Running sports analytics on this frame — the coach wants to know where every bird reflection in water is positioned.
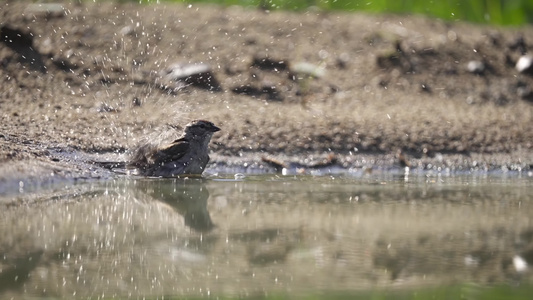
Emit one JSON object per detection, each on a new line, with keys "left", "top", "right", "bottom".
{"left": 134, "top": 178, "right": 214, "bottom": 232}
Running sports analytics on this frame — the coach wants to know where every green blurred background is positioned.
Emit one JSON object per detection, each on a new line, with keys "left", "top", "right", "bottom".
{"left": 123, "top": 0, "right": 533, "bottom": 26}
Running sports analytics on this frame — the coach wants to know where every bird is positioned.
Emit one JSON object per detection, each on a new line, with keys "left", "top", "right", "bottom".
{"left": 128, "top": 120, "right": 220, "bottom": 177}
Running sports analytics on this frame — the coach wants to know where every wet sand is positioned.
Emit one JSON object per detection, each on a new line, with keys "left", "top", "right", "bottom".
{"left": 1, "top": 1, "right": 533, "bottom": 189}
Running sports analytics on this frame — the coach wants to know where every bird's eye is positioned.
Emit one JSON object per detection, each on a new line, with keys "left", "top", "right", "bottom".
{"left": 199, "top": 124, "right": 206, "bottom": 128}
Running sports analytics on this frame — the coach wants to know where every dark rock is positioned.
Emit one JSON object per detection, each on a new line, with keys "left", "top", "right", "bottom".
{"left": 52, "top": 55, "right": 78, "bottom": 72}
{"left": 516, "top": 81, "right": 533, "bottom": 102}
{"left": 0, "top": 25, "right": 46, "bottom": 72}
{"left": 232, "top": 85, "right": 261, "bottom": 96}
{"left": 376, "top": 41, "right": 412, "bottom": 72}
{"left": 99, "top": 74, "right": 115, "bottom": 85}
{"left": 232, "top": 83, "right": 282, "bottom": 101}
{"left": 517, "top": 86, "right": 533, "bottom": 101}
{"left": 508, "top": 35, "right": 527, "bottom": 54}
{"left": 132, "top": 97, "right": 142, "bottom": 107}
{"left": 336, "top": 52, "right": 350, "bottom": 69}
{"left": 251, "top": 56, "right": 288, "bottom": 71}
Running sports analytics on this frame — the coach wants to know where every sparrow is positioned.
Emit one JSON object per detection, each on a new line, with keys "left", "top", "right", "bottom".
{"left": 128, "top": 120, "right": 220, "bottom": 177}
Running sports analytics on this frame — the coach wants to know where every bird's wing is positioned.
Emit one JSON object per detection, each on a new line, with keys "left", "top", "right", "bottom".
{"left": 128, "top": 142, "right": 158, "bottom": 168}
{"left": 154, "top": 138, "right": 190, "bottom": 164}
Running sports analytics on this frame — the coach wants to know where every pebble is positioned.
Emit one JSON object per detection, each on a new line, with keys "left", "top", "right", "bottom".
{"left": 119, "top": 25, "right": 134, "bottom": 36}
{"left": 516, "top": 55, "right": 533, "bottom": 73}
{"left": 513, "top": 255, "right": 528, "bottom": 272}
{"left": 251, "top": 56, "right": 288, "bottom": 71}
{"left": 234, "top": 173, "right": 245, "bottom": 180}
{"left": 24, "top": 3, "right": 64, "bottom": 19}
{"left": 290, "top": 62, "right": 326, "bottom": 79}
{"left": 466, "top": 60, "right": 485, "bottom": 74}
{"left": 160, "top": 62, "right": 221, "bottom": 91}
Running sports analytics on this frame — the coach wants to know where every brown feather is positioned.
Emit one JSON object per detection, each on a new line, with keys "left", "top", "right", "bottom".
{"left": 153, "top": 138, "right": 190, "bottom": 165}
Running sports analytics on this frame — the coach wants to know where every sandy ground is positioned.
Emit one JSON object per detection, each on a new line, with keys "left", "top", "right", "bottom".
{"left": 1, "top": 1, "right": 533, "bottom": 189}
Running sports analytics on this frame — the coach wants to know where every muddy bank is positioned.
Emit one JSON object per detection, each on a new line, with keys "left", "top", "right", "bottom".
{"left": 1, "top": 1, "right": 533, "bottom": 186}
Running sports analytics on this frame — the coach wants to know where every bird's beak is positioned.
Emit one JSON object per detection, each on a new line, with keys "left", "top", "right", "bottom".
{"left": 211, "top": 125, "right": 221, "bottom": 132}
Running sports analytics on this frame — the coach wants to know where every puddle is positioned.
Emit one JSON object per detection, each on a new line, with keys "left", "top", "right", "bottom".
{"left": 0, "top": 174, "right": 532, "bottom": 298}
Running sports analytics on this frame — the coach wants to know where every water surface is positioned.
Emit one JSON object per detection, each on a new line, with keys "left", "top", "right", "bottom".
{"left": 1, "top": 174, "right": 532, "bottom": 299}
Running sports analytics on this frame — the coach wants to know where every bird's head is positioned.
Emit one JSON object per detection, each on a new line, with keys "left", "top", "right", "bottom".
{"left": 184, "top": 120, "right": 221, "bottom": 139}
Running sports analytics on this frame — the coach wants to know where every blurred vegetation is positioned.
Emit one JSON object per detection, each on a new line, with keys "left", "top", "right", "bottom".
{"left": 125, "top": 0, "right": 533, "bottom": 26}
{"left": 136, "top": 283, "right": 533, "bottom": 300}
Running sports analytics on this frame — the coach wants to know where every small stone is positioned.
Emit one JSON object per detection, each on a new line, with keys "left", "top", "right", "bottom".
{"left": 160, "top": 62, "right": 221, "bottom": 91}
{"left": 420, "top": 83, "right": 431, "bottom": 93}
{"left": 290, "top": 62, "right": 326, "bottom": 79}
{"left": 234, "top": 173, "right": 245, "bottom": 180}
{"left": 336, "top": 52, "right": 350, "bottom": 69}
{"left": 132, "top": 97, "right": 142, "bottom": 107}
{"left": 251, "top": 56, "right": 288, "bottom": 71}
{"left": 513, "top": 255, "right": 528, "bottom": 272}
{"left": 466, "top": 60, "right": 485, "bottom": 74}
{"left": 24, "top": 3, "right": 64, "bottom": 19}
{"left": 516, "top": 55, "right": 533, "bottom": 73}
{"left": 232, "top": 85, "right": 261, "bottom": 96}
{"left": 97, "top": 103, "right": 119, "bottom": 113}
{"left": 120, "top": 25, "right": 134, "bottom": 36}
{"left": 52, "top": 54, "right": 78, "bottom": 72}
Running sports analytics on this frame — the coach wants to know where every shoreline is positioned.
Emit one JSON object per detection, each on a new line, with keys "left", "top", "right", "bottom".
{"left": 1, "top": 150, "right": 532, "bottom": 198}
